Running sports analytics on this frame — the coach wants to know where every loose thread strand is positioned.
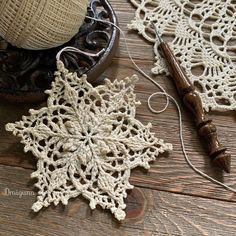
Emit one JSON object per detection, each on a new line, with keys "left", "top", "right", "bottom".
{"left": 58, "top": 14, "right": 236, "bottom": 194}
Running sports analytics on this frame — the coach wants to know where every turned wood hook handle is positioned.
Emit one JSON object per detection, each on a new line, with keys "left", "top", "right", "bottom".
{"left": 158, "top": 42, "right": 231, "bottom": 173}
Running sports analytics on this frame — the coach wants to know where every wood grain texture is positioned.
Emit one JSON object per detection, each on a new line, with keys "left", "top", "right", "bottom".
{"left": 158, "top": 40, "right": 231, "bottom": 173}
{"left": 1, "top": 165, "right": 236, "bottom": 236}
{"left": 0, "top": 0, "right": 236, "bottom": 235}
{"left": 1, "top": 60, "right": 236, "bottom": 202}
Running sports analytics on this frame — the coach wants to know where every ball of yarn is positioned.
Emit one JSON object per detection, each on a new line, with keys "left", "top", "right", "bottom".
{"left": 0, "top": 0, "right": 88, "bottom": 50}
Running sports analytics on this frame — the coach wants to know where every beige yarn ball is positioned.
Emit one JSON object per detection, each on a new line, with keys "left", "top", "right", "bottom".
{"left": 0, "top": 0, "right": 88, "bottom": 50}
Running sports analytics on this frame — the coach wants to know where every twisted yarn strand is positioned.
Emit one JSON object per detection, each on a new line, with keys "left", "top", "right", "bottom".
{"left": 0, "top": 0, "right": 88, "bottom": 50}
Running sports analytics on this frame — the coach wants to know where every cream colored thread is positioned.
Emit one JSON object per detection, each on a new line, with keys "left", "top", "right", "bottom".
{"left": 56, "top": 46, "right": 105, "bottom": 61}
{"left": 0, "top": 0, "right": 88, "bottom": 50}
{"left": 5, "top": 64, "right": 173, "bottom": 220}
{"left": 5, "top": 12, "right": 235, "bottom": 221}
{"left": 128, "top": 0, "right": 236, "bottom": 112}
{"left": 149, "top": 92, "right": 236, "bottom": 194}
{"left": 73, "top": 15, "right": 236, "bottom": 194}
{"left": 16, "top": 0, "right": 48, "bottom": 46}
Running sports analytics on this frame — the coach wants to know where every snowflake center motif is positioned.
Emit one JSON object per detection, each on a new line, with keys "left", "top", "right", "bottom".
{"left": 6, "top": 61, "right": 172, "bottom": 221}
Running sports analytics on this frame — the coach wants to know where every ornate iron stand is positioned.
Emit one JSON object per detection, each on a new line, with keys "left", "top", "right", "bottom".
{"left": 0, "top": 0, "right": 119, "bottom": 103}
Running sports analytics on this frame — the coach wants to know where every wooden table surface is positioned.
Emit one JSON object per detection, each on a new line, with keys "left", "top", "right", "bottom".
{"left": 1, "top": 1, "right": 236, "bottom": 235}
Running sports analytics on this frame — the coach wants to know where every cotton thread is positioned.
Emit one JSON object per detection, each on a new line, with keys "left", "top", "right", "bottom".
{"left": 0, "top": 0, "right": 88, "bottom": 50}
{"left": 57, "top": 15, "right": 236, "bottom": 194}
{"left": 5, "top": 68, "right": 173, "bottom": 220}
{"left": 56, "top": 46, "right": 105, "bottom": 61}
{"left": 129, "top": 0, "right": 236, "bottom": 112}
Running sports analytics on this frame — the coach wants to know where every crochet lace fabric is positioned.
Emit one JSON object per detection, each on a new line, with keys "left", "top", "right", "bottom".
{"left": 129, "top": 0, "right": 236, "bottom": 112}
{"left": 6, "top": 61, "right": 172, "bottom": 221}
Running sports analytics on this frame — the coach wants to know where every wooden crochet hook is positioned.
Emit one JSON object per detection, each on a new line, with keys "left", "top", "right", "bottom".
{"left": 153, "top": 27, "right": 231, "bottom": 173}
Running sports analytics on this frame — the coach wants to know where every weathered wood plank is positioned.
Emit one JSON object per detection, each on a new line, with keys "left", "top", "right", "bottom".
{"left": 0, "top": 1, "right": 235, "bottom": 235}
{"left": 1, "top": 165, "right": 236, "bottom": 236}
{"left": 1, "top": 59, "right": 235, "bottom": 202}
{"left": 109, "top": 0, "right": 159, "bottom": 61}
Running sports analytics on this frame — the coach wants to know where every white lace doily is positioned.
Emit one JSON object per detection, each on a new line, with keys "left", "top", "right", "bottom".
{"left": 129, "top": 0, "right": 236, "bottom": 112}
{"left": 6, "top": 61, "right": 172, "bottom": 221}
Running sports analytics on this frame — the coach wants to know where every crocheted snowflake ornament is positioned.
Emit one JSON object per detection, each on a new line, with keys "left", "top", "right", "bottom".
{"left": 6, "top": 61, "right": 172, "bottom": 220}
